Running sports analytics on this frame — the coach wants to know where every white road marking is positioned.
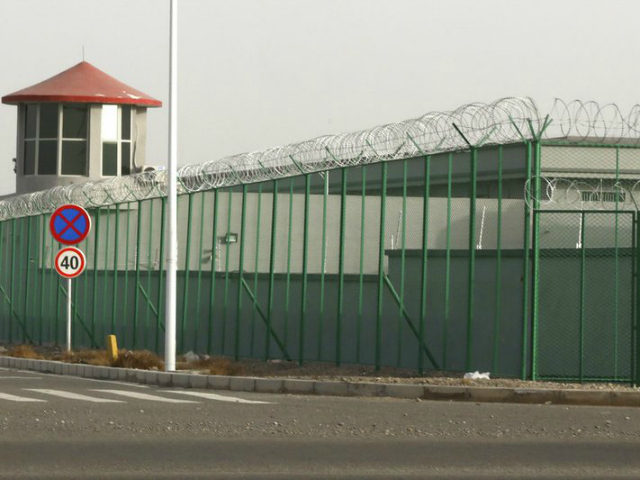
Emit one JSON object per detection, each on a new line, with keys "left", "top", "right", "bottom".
{"left": 0, "top": 392, "right": 46, "bottom": 402}
{"left": 0, "top": 376, "right": 42, "bottom": 380}
{"left": 161, "top": 390, "right": 272, "bottom": 405}
{"left": 24, "top": 389, "right": 124, "bottom": 403}
{"left": 91, "top": 389, "right": 199, "bottom": 403}
{"left": 76, "top": 378, "right": 149, "bottom": 388}
{"left": 0, "top": 368, "right": 42, "bottom": 375}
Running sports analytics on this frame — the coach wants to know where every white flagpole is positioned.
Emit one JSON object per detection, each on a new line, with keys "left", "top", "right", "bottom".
{"left": 164, "top": 0, "right": 178, "bottom": 371}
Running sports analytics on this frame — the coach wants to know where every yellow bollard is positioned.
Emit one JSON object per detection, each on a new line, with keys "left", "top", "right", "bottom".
{"left": 106, "top": 335, "right": 118, "bottom": 363}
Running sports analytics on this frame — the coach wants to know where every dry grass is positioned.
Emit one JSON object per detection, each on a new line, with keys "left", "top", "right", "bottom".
{"left": 54, "top": 349, "right": 111, "bottom": 366}
{"left": 175, "top": 355, "right": 245, "bottom": 376}
{"left": 111, "top": 350, "right": 164, "bottom": 370}
{"left": 49, "top": 348, "right": 163, "bottom": 370}
{"left": 7, "top": 344, "right": 43, "bottom": 359}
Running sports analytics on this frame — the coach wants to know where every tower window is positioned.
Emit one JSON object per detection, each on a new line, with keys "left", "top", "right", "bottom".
{"left": 61, "top": 104, "right": 88, "bottom": 175}
{"left": 23, "top": 103, "right": 59, "bottom": 175}
{"left": 22, "top": 103, "right": 88, "bottom": 176}
{"left": 101, "top": 105, "right": 133, "bottom": 177}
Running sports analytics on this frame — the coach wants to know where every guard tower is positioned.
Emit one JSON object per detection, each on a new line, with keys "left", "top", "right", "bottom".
{"left": 2, "top": 62, "right": 162, "bottom": 195}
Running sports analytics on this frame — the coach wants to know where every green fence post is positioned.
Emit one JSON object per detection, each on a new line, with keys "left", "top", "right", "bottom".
{"left": 222, "top": 190, "right": 233, "bottom": 353}
{"left": 23, "top": 216, "right": 32, "bottom": 343}
{"left": 102, "top": 205, "right": 111, "bottom": 341}
{"left": 614, "top": 147, "right": 620, "bottom": 379}
{"left": 122, "top": 203, "right": 131, "bottom": 347}
{"left": 143, "top": 200, "right": 154, "bottom": 350}
{"left": 418, "top": 155, "right": 431, "bottom": 374}
{"left": 132, "top": 202, "right": 143, "bottom": 349}
{"left": 522, "top": 141, "right": 532, "bottom": 380}
{"left": 80, "top": 234, "right": 90, "bottom": 348}
{"left": 531, "top": 139, "right": 542, "bottom": 380}
{"left": 111, "top": 205, "right": 120, "bottom": 335}
{"left": 466, "top": 147, "right": 478, "bottom": 371}
{"left": 250, "top": 186, "right": 262, "bottom": 356}
{"left": 493, "top": 146, "right": 503, "bottom": 373}
{"left": 16, "top": 219, "right": 25, "bottom": 343}
{"left": 375, "top": 163, "right": 388, "bottom": 371}
{"left": 0, "top": 221, "right": 4, "bottom": 341}
{"left": 9, "top": 218, "right": 16, "bottom": 343}
{"left": 632, "top": 213, "right": 637, "bottom": 385}
{"left": 54, "top": 240, "right": 61, "bottom": 345}
{"left": 579, "top": 211, "right": 586, "bottom": 383}
{"left": 180, "top": 194, "right": 194, "bottom": 353}
{"left": 357, "top": 167, "right": 366, "bottom": 363}
{"left": 318, "top": 172, "right": 329, "bottom": 360}
{"left": 443, "top": 153, "right": 453, "bottom": 368}
{"left": 397, "top": 160, "right": 408, "bottom": 367}
{"left": 284, "top": 181, "right": 294, "bottom": 350}
{"left": 299, "top": 175, "right": 311, "bottom": 364}
{"left": 91, "top": 208, "right": 101, "bottom": 348}
{"left": 192, "top": 194, "right": 206, "bottom": 352}
{"left": 235, "top": 185, "right": 248, "bottom": 360}
{"left": 72, "top": 263, "right": 80, "bottom": 348}
{"left": 634, "top": 212, "right": 640, "bottom": 386}
{"left": 37, "top": 216, "right": 46, "bottom": 344}
{"left": 207, "top": 191, "right": 218, "bottom": 355}
{"left": 265, "top": 181, "right": 278, "bottom": 360}
{"left": 156, "top": 197, "right": 166, "bottom": 353}
{"left": 337, "top": 168, "right": 348, "bottom": 366}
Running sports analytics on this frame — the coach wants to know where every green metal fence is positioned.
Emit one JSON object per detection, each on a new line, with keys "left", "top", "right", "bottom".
{"left": 533, "top": 210, "right": 635, "bottom": 382}
{"left": 3, "top": 139, "right": 640, "bottom": 383}
{"left": 0, "top": 142, "right": 533, "bottom": 377}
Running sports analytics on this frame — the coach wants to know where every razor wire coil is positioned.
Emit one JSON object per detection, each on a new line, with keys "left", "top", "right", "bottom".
{"left": 524, "top": 176, "right": 640, "bottom": 211}
{"left": 2, "top": 97, "right": 640, "bottom": 220}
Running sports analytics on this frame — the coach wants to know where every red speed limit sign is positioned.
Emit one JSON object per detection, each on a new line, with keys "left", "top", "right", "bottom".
{"left": 54, "top": 247, "right": 86, "bottom": 279}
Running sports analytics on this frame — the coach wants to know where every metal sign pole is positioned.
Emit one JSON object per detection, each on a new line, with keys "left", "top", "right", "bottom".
{"left": 50, "top": 207, "right": 89, "bottom": 354}
{"left": 66, "top": 278, "right": 72, "bottom": 352}
{"left": 164, "top": 0, "right": 178, "bottom": 372}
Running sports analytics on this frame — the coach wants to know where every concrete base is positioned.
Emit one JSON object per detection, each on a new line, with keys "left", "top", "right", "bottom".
{"left": 1, "top": 355, "right": 639, "bottom": 407}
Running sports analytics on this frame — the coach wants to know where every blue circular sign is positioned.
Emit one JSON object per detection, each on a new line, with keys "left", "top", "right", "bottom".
{"left": 49, "top": 205, "right": 91, "bottom": 245}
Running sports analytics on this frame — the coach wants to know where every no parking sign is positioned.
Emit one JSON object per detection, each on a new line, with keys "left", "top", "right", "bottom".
{"left": 49, "top": 204, "right": 91, "bottom": 245}
{"left": 49, "top": 204, "right": 91, "bottom": 352}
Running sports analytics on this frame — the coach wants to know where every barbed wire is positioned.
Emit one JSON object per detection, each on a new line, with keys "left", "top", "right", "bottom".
{"left": 1, "top": 97, "right": 640, "bottom": 220}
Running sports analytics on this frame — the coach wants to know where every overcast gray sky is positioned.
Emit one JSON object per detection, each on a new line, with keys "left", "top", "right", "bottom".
{"left": 1, "top": 0, "right": 639, "bottom": 195}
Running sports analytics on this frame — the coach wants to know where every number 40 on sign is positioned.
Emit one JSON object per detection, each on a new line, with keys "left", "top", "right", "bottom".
{"left": 55, "top": 246, "right": 86, "bottom": 278}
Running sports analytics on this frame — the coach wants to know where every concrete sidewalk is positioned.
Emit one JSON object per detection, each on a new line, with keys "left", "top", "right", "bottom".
{"left": 1, "top": 355, "right": 639, "bottom": 407}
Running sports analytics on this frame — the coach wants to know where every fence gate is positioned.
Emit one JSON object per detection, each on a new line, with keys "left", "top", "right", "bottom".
{"left": 533, "top": 210, "right": 636, "bottom": 382}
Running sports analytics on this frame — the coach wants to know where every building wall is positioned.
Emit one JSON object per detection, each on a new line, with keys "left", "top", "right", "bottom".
{"left": 541, "top": 145, "right": 640, "bottom": 179}
{"left": 33, "top": 144, "right": 640, "bottom": 274}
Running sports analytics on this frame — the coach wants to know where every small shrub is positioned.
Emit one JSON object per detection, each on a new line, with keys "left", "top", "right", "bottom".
{"left": 8, "top": 345, "right": 43, "bottom": 359}
{"left": 111, "top": 350, "right": 164, "bottom": 370}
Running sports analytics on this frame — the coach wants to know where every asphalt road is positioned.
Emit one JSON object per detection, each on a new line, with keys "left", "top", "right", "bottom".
{"left": 1, "top": 367, "right": 640, "bottom": 478}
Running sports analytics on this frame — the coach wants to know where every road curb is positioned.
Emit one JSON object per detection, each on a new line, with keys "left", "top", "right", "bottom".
{"left": 1, "top": 355, "right": 639, "bottom": 407}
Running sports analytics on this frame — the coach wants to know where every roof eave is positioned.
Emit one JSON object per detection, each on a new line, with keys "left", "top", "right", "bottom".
{"left": 1, "top": 94, "right": 162, "bottom": 107}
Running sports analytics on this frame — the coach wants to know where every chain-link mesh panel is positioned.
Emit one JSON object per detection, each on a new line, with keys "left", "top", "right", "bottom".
{"left": 535, "top": 145, "right": 640, "bottom": 212}
{"left": 535, "top": 211, "right": 634, "bottom": 381}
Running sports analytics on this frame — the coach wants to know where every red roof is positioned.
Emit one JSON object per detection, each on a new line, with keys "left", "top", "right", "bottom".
{"left": 1, "top": 61, "right": 162, "bottom": 107}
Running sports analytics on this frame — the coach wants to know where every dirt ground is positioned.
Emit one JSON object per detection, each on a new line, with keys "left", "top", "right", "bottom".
{"left": 2, "top": 342, "right": 639, "bottom": 392}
